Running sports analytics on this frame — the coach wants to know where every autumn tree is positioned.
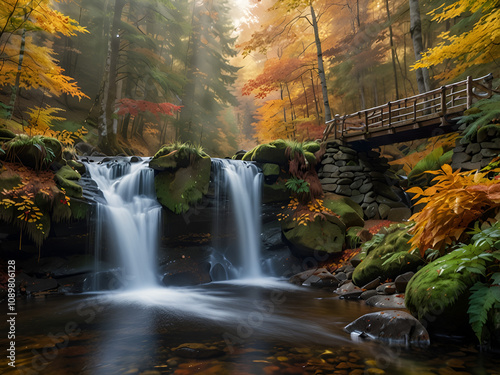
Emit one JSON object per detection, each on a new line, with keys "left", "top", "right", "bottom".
{"left": 413, "top": 0, "right": 500, "bottom": 81}
{"left": 0, "top": 0, "right": 88, "bottom": 119}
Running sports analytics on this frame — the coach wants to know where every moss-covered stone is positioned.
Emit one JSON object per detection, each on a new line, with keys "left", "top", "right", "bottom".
{"left": 67, "top": 160, "right": 86, "bottom": 175}
{"left": 303, "top": 141, "right": 321, "bottom": 154}
{"left": 405, "top": 254, "right": 476, "bottom": 324}
{"left": 242, "top": 140, "right": 290, "bottom": 166}
{"left": 262, "top": 163, "right": 280, "bottom": 177}
{"left": 4, "top": 135, "right": 63, "bottom": 170}
{"left": 323, "top": 193, "right": 364, "bottom": 228}
{"left": 282, "top": 214, "right": 345, "bottom": 257}
{"left": 54, "top": 166, "right": 82, "bottom": 198}
{"left": 352, "top": 224, "right": 424, "bottom": 287}
{"left": 0, "top": 170, "right": 22, "bottom": 191}
{"left": 154, "top": 156, "right": 211, "bottom": 214}
{"left": 150, "top": 143, "right": 209, "bottom": 171}
{"left": 262, "top": 181, "right": 290, "bottom": 204}
{"left": 0, "top": 129, "right": 16, "bottom": 141}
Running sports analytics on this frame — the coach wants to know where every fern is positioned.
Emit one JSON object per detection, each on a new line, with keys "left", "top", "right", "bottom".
{"left": 468, "top": 277, "right": 500, "bottom": 342}
{"left": 285, "top": 177, "right": 310, "bottom": 193}
{"left": 460, "top": 94, "right": 500, "bottom": 144}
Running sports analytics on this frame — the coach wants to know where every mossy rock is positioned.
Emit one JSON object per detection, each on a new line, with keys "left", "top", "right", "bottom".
{"left": 54, "top": 166, "right": 82, "bottom": 198}
{"left": 0, "top": 129, "right": 16, "bottom": 141}
{"left": 405, "top": 253, "right": 476, "bottom": 324}
{"left": 262, "top": 181, "right": 290, "bottom": 204}
{"left": 150, "top": 143, "right": 209, "bottom": 171}
{"left": 0, "top": 170, "right": 22, "bottom": 191}
{"left": 154, "top": 156, "right": 211, "bottom": 214}
{"left": 242, "top": 140, "right": 290, "bottom": 166}
{"left": 67, "top": 160, "right": 86, "bottom": 175}
{"left": 281, "top": 214, "right": 345, "bottom": 257}
{"left": 4, "top": 135, "right": 63, "bottom": 170}
{"left": 262, "top": 163, "right": 280, "bottom": 177}
{"left": 42, "top": 137, "right": 63, "bottom": 163}
{"left": 352, "top": 224, "right": 424, "bottom": 286}
{"left": 303, "top": 141, "right": 321, "bottom": 154}
{"left": 323, "top": 193, "right": 364, "bottom": 228}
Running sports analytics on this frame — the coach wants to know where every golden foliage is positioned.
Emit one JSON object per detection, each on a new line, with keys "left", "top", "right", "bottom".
{"left": 412, "top": 0, "right": 500, "bottom": 80}
{"left": 277, "top": 197, "right": 340, "bottom": 226}
{"left": 25, "top": 105, "right": 88, "bottom": 145}
{"left": 408, "top": 164, "right": 500, "bottom": 256}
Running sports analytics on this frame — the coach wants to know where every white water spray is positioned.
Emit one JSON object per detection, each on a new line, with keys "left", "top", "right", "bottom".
{"left": 85, "top": 159, "right": 161, "bottom": 289}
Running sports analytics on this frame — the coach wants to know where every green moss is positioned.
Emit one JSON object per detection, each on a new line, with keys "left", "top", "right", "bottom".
{"left": 0, "top": 171, "right": 22, "bottom": 191}
{"left": 150, "top": 141, "right": 209, "bottom": 171}
{"left": 54, "top": 166, "right": 82, "bottom": 198}
{"left": 352, "top": 223, "right": 424, "bottom": 286}
{"left": 154, "top": 156, "right": 211, "bottom": 214}
{"left": 69, "top": 199, "right": 88, "bottom": 220}
{"left": 303, "top": 141, "right": 321, "bottom": 153}
{"left": 323, "top": 193, "right": 364, "bottom": 228}
{"left": 282, "top": 215, "right": 345, "bottom": 257}
{"left": 405, "top": 256, "right": 475, "bottom": 321}
{"left": 262, "top": 163, "right": 280, "bottom": 177}
{"left": 4, "top": 135, "right": 63, "bottom": 171}
{"left": 242, "top": 140, "right": 289, "bottom": 166}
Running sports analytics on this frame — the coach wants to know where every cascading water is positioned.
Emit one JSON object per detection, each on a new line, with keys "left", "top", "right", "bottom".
{"left": 85, "top": 159, "right": 161, "bottom": 289}
{"left": 211, "top": 159, "right": 263, "bottom": 279}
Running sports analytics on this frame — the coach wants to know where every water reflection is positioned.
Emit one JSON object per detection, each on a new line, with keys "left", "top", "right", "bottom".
{"left": 3, "top": 280, "right": 500, "bottom": 374}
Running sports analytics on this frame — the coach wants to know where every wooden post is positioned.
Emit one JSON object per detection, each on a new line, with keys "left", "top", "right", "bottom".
{"left": 440, "top": 86, "right": 447, "bottom": 116}
{"left": 364, "top": 111, "right": 368, "bottom": 132}
{"left": 413, "top": 100, "right": 417, "bottom": 121}
{"left": 466, "top": 76, "right": 473, "bottom": 108}
{"left": 387, "top": 101, "right": 392, "bottom": 126}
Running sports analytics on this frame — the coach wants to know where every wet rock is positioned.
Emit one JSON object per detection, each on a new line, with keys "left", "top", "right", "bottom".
{"left": 361, "top": 277, "right": 381, "bottom": 290}
{"left": 376, "top": 283, "right": 396, "bottom": 295}
{"left": 344, "top": 310, "right": 429, "bottom": 346}
{"left": 360, "top": 290, "right": 378, "bottom": 300}
{"left": 394, "top": 271, "right": 414, "bottom": 293}
{"left": 365, "top": 294, "right": 405, "bottom": 308}
{"left": 172, "top": 343, "right": 225, "bottom": 359}
{"left": 289, "top": 268, "right": 336, "bottom": 286}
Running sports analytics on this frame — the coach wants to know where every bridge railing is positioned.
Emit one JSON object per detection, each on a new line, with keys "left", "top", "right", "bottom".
{"left": 323, "top": 73, "right": 497, "bottom": 142}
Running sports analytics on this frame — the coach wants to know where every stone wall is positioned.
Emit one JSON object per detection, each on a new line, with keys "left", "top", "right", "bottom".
{"left": 451, "top": 136, "right": 500, "bottom": 171}
{"left": 318, "top": 141, "right": 411, "bottom": 221}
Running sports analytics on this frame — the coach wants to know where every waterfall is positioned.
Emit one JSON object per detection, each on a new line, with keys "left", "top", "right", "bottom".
{"left": 85, "top": 159, "right": 161, "bottom": 289}
{"left": 211, "top": 159, "right": 263, "bottom": 279}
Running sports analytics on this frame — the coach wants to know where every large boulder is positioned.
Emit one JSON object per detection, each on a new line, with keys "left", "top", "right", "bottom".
{"left": 150, "top": 144, "right": 211, "bottom": 214}
{"left": 323, "top": 193, "right": 364, "bottom": 228}
{"left": 242, "top": 139, "right": 290, "bottom": 166}
{"left": 281, "top": 214, "right": 345, "bottom": 257}
{"left": 352, "top": 223, "right": 424, "bottom": 287}
{"left": 344, "top": 310, "right": 430, "bottom": 347}
{"left": 405, "top": 252, "right": 476, "bottom": 336}
{"left": 3, "top": 135, "right": 63, "bottom": 170}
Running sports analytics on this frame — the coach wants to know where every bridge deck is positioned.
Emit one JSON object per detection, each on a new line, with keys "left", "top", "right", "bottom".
{"left": 323, "top": 74, "right": 497, "bottom": 146}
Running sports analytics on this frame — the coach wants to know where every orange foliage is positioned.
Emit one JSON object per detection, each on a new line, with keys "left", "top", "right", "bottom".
{"left": 408, "top": 164, "right": 500, "bottom": 256}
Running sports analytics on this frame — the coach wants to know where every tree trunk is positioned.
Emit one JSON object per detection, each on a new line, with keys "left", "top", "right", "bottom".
{"left": 310, "top": 3, "right": 332, "bottom": 122}
{"left": 98, "top": 0, "right": 125, "bottom": 154}
{"left": 301, "top": 76, "right": 310, "bottom": 118}
{"left": 409, "top": 0, "right": 431, "bottom": 93}
{"left": 385, "top": 0, "right": 399, "bottom": 99}
{"left": 8, "top": 28, "right": 26, "bottom": 119}
{"left": 310, "top": 70, "right": 320, "bottom": 124}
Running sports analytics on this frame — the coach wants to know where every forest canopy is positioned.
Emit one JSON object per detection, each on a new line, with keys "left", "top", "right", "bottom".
{"left": 0, "top": 0, "right": 498, "bottom": 156}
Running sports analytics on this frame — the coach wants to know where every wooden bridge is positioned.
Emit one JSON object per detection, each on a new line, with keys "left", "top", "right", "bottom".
{"left": 322, "top": 73, "right": 498, "bottom": 147}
